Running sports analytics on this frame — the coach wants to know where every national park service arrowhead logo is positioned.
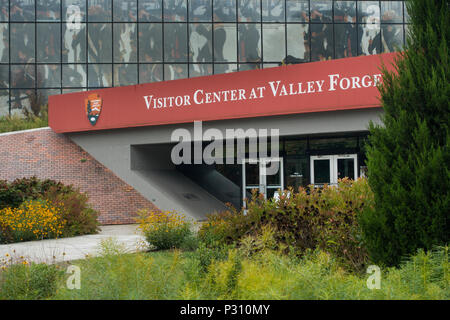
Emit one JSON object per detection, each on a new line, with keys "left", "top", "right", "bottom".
{"left": 85, "top": 93, "right": 102, "bottom": 126}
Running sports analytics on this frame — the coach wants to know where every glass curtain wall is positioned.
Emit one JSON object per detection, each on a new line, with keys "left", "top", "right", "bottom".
{"left": 0, "top": 0, "right": 408, "bottom": 116}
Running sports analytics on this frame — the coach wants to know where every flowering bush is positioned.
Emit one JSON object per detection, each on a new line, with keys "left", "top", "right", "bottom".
{"left": 137, "top": 209, "right": 192, "bottom": 250}
{"left": 0, "top": 200, "right": 65, "bottom": 243}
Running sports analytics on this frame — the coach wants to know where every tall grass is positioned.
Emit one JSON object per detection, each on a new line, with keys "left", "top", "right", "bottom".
{"left": 0, "top": 109, "right": 48, "bottom": 134}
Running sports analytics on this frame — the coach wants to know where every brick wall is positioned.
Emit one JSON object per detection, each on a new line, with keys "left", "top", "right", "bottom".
{"left": 0, "top": 128, "right": 159, "bottom": 224}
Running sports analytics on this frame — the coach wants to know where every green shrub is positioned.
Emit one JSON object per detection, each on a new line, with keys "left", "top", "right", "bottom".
{"left": 0, "top": 111, "right": 48, "bottom": 134}
{"left": 0, "top": 263, "right": 61, "bottom": 300}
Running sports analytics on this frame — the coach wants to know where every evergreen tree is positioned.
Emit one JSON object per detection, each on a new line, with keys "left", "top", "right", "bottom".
{"left": 361, "top": 0, "right": 449, "bottom": 266}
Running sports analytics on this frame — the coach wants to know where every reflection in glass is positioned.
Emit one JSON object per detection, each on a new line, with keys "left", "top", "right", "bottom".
{"left": 0, "top": 0, "right": 9, "bottom": 21}
{"left": 263, "top": 24, "right": 285, "bottom": 62}
{"left": 337, "top": 158, "right": 355, "bottom": 180}
{"left": 164, "top": 23, "right": 187, "bottom": 62}
{"left": 0, "top": 90, "right": 9, "bottom": 117}
{"left": 88, "top": 0, "right": 112, "bottom": 22}
{"left": 358, "top": 1, "right": 379, "bottom": 24}
{"left": 10, "top": 89, "right": 33, "bottom": 114}
{"left": 114, "top": 64, "right": 137, "bottom": 86}
{"left": 62, "top": 64, "right": 87, "bottom": 87}
{"left": 238, "top": 24, "right": 261, "bottom": 63}
{"left": 10, "top": 0, "right": 35, "bottom": 21}
{"left": 381, "top": 24, "right": 403, "bottom": 53}
{"left": 214, "top": 24, "right": 237, "bottom": 63}
{"left": 88, "top": 23, "right": 112, "bottom": 63}
{"left": 213, "top": 0, "right": 236, "bottom": 22}
{"left": 63, "top": 23, "right": 86, "bottom": 63}
{"left": 37, "top": 24, "right": 61, "bottom": 63}
{"left": 238, "top": 0, "right": 260, "bottom": 22}
{"left": 114, "top": 23, "right": 137, "bottom": 62}
{"left": 164, "top": 64, "right": 187, "bottom": 80}
{"left": 37, "top": 0, "right": 61, "bottom": 21}
{"left": 286, "top": 0, "right": 308, "bottom": 22}
{"left": 285, "top": 157, "right": 308, "bottom": 190}
{"left": 88, "top": 64, "right": 112, "bottom": 87}
{"left": 37, "top": 64, "right": 61, "bottom": 88}
{"left": 139, "top": 64, "right": 163, "bottom": 83}
{"left": 139, "top": 23, "right": 162, "bottom": 62}
{"left": 239, "top": 63, "right": 260, "bottom": 71}
{"left": 262, "top": 0, "right": 285, "bottom": 22}
{"left": 164, "top": 0, "right": 187, "bottom": 22}
{"left": 0, "top": 65, "right": 8, "bottom": 88}
{"left": 335, "top": 24, "right": 357, "bottom": 58}
{"left": 190, "top": 0, "right": 212, "bottom": 22}
{"left": 63, "top": 0, "right": 86, "bottom": 22}
{"left": 11, "top": 65, "right": 35, "bottom": 89}
{"left": 310, "top": 23, "right": 333, "bottom": 61}
{"left": 189, "top": 24, "right": 212, "bottom": 63}
{"left": 381, "top": 1, "right": 403, "bottom": 23}
{"left": 113, "top": 0, "right": 137, "bottom": 21}
{"left": 189, "top": 64, "right": 212, "bottom": 78}
{"left": 214, "top": 64, "right": 237, "bottom": 75}
{"left": 404, "top": 1, "right": 410, "bottom": 23}
{"left": 313, "top": 159, "right": 330, "bottom": 184}
{"left": 358, "top": 23, "right": 381, "bottom": 55}
{"left": 0, "top": 23, "right": 8, "bottom": 62}
{"left": 334, "top": 1, "right": 356, "bottom": 23}
{"left": 138, "top": 0, "right": 162, "bottom": 22}
{"left": 37, "top": 89, "right": 61, "bottom": 106}
{"left": 11, "top": 24, "right": 35, "bottom": 63}
{"left": 310, "top": 0, "right": 332, "bottom": 22}
{"left": 287, "top": 23, "right": 309, "bottom": 62}
{"left": 263, "top": 63, "right": 279, "bottom": 69}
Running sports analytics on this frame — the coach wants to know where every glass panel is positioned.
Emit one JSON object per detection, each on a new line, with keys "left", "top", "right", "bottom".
{"left": 10, "top": 89, "right": 34, "bottom": 114}
{"left": 138, "top": 0, "right": 162, "bottom": 22}
{"left": 263, "top": 63, "right": 279, "bottom": 69}
{"left": 63, "top": 0, "right": 86, "bottom": 22}
{"left": 189, "top": 23, "right": 212, "bottom": 63}
{"left": 139, "top": 63, "right": 163, "bottom": 83}
{"left": 189, "top": 64, "right": 212, "bottom": 78}
{"left": 286, "top": 0, "right": 308, "bottom": 22}
{"left": 63, "top": 88, "right": 85, "bottom": 93}
{"left": 62, "top": 64, "right": 87, "bottom": 87}
{"left": 189, "top": 0, "right": 212, "bottom": 22}
{"left": 310, "top": 0, "right": 332, "bottom": 22}
{"left": 358, "top": 22, "right": 381, "bottom": 55}
{"left": 88, "top": 64, "right": 112, "bottom": 87}
{"left": 381, "top": 1, "right": 403, "bottom": 23}
{"left": 404, "top": 1, "right": 410, "bottom": 23}
{"left": 239, "top": 63, "right": 260, "bottom": 71}
{"left": 262, "top": 0, "right": 285, "bottom": 22}
{"left": 309, "top": 137, "right": 357, "bottom": 150}
{"left": 214, "top": 63, "right": 237, "bottom": 74}
{"left": 245, "top": 161, "right": 259, "bottom": 186}
{"left": 88, "top": 23, "right": 112, "bottom": 62}
{"left": 139, "top": 23, "right": 162, "bottom": 62}
{"left": 313, "top": 159, "right": 330, "bottom": 184}
{"left": 62, "top": 23, "right": 86, "bottom": 62}
{"left": 238, "top": 0, "right": 261, "bottom": 22}
{"left": 164, "top": 64, "right": 187, "bottom": 80}
{"left": 10, "top": 0, "right": 35, "bottom": 21}
{"left": 37, "top": 89, "right": 61, "bottom": 106}
{"left": 285, "top": 157, "right": 308, "bottom": 190}
{"left": 164, "top": 23, "right": 188, "bottom": 62}
{"left": 0, "top": 90, "right": 9, "bottom": 116}
{"left": 114, "top": 23, "right": 137, "bottom": 62}
{"left": 265, "top": 160, "right": 281, "bottom": 186}
{"left": 37, "top": 23, "right": 61, "bottom": 63}
{"left": 381, "top": 24, "right": 404, "bottom": 53}
{"left": 0, "top": 64, "right": 8, "bottom": 88}
{"left": 37, "top": 0, "right": 61, "bottom": 21}
{"left": 88, "top": 0, "right": 112, "bottom": 22}
{"left": 164, "top": 0, "right": 187, "bottom": 22}
{"left": 214, "top": 24, "right": 237, "bottom": 63}
{"left": 0, "top": 0, "right": 9, "bottom": 21}
{"left": 310, "top": 23, "right": 333, "bottom": 61}
{"left": 11, "top": 64, "right": 35, "bottom": 88}
{"left": 11, "top": 23, "right": 35, "bottom": 62}
{"left": 213, "top": 0, "right": 236, "bottom": 22}
{"left": 285, "top": 139, "right": 307, "bottom": 155}
{"left": 334, "top": 23, "right": 357, "bottom": 58}
{"left": 238, "top": 23, "right": 261, "bottom": 63}
{"left": 287, "top": 23, "right": 309, "bottom": 62}
{"left": 358, "top": 1, "right": 379, "bottom": 24}
{"left": 263, "top": 24, "right": 285, "bottom": 62}
{"left": 37, "top": 64, "right": 61, "bottom": 88}
{"left": 0, "top": 23, "right": 8, "bottom": 62}
{"left": 334, "top": 1, "right": 356, "bottom": 23}
{"left": 113, "top": 0, "right": 137, "bottom": 22}
{"left": 337, "top": 158, "right": 354, "bottom": 180}
{"left": 114, "top": 63, "right": 137, "bottom": 86}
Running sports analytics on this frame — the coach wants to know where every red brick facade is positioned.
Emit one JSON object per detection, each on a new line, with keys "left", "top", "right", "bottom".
{"left": 0, "top": 128, "right": 159, "bottom": 224}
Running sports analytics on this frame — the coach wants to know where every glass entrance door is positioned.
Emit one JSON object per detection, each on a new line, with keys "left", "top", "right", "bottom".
{"left": 310, "top": 154, "right": 357, "bottom": 186}
{"left": 242, "top": 158, "right": 284, "bottom": 205}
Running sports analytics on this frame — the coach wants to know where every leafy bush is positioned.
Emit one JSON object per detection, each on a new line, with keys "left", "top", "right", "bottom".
{"left": 198, "top": 178, "right": 372, "bottom": 271}
{"left": 0, "top": 262, "right": 61, "bottom": 300}
{"left": 0, "top": 200, "right": 65, "bottom": 243}
{"left": 0, "top": 111, "right": 48, "bottom": 134}
{"left": 137, "top": 209, "right": 193, "bottom": 250}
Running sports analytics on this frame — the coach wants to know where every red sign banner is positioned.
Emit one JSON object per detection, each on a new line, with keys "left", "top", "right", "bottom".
{"left": 49, "top": 53, "right": 398, "bottom": 133}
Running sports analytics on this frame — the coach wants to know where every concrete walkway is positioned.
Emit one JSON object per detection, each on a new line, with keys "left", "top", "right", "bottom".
{"left": 0, "top": 225, "right": 148, "bottom": 264}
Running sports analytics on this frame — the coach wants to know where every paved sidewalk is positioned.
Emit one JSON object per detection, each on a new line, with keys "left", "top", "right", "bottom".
{"left": 0, "top": 225, "right": 148, "bottom": 264}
